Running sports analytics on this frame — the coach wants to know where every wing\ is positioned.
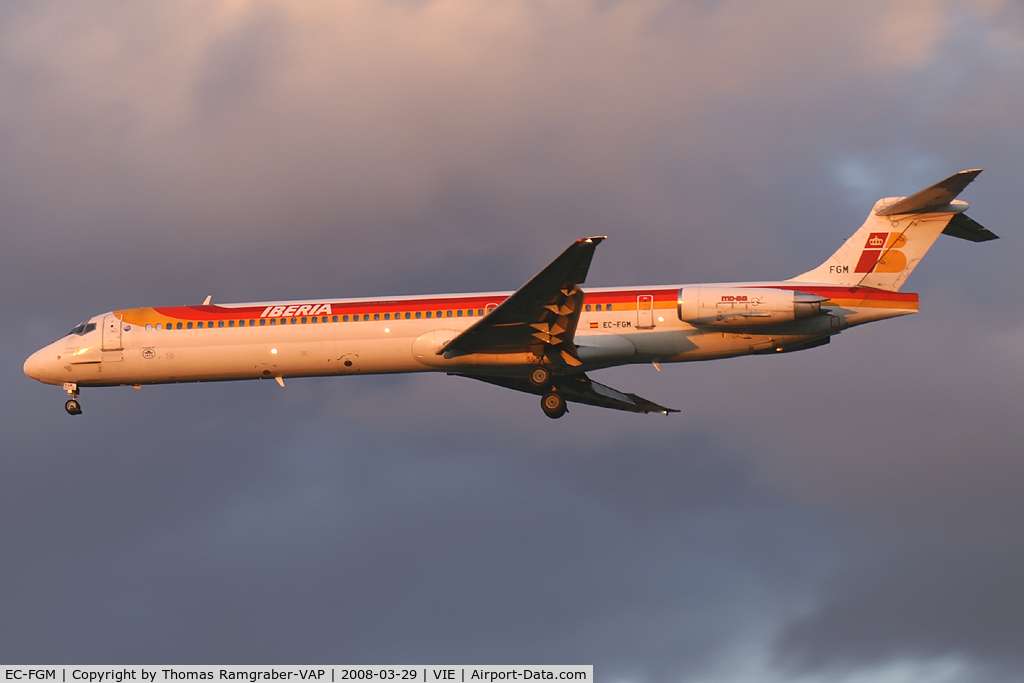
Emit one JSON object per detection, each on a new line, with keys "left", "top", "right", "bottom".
{"left": 438, "top": 236, "right": 606, "bottom": 369}
{"left": 458, "top": 372, "right": 679, "bottom": 415}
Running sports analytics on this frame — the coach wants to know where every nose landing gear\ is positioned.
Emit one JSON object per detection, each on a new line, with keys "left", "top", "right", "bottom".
{"left": 63, "top": 382, "right": 82, "bottom": 415}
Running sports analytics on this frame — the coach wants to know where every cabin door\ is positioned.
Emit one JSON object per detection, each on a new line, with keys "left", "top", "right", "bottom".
{"left": 101, "top": 314, "right": 123, "bottom": 351}
{"left": 637, "top": 295, "right": 655, "bottom": 329}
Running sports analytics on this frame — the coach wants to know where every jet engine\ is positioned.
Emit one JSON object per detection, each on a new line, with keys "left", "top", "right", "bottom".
{"left": 678, "top": 287, "right": 828, "bottom": 328}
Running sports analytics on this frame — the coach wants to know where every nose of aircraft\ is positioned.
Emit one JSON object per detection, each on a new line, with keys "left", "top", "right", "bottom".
{"left": 24, "top": 346, "right": 57, "bottom": 384}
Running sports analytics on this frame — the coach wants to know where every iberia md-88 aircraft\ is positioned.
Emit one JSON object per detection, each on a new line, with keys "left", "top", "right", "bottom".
{"left": 25, "top": 170, "right": 997, "bottom": 418}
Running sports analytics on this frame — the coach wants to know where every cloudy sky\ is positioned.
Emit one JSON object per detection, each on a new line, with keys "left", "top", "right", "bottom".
{"left": 2, "top": 1, "right": 1023, "bottom": 681}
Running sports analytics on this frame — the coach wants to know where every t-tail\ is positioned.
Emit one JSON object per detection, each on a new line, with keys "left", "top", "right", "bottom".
{"left": 790, "top": 169, "right": 997, "bottom": 292}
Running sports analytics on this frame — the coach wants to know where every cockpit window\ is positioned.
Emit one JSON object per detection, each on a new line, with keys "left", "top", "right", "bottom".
{"left": 68, "top": 322, "right": 97, "bottom": 336}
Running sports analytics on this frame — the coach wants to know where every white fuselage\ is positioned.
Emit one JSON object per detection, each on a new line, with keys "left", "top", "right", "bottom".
{"left": 22, "top": 282, "right": 916, "bottom": 390}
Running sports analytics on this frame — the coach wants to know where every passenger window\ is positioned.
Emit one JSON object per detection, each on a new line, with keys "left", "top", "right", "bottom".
{"left": 156, "top": 323, "right": 162, "bottom": 330}
{"left": 425, "top": 311, "right": 432, "bottom": 318}
{"left": 237, "top": 320, "right": 244, "bottom": 327}
{"left": 301, "top": 317, "right": 307, "bottom": 324}
{"left": 333, "top": 316, "right": 339, "bottom": 322}
{"left": 310, "top": 316, "right": 317, "bottom": 324}
{"left": 585, "top": 304, "right": 591, "bottom": 312}
{"left": 228, "top": 320, "right": 235, "bottom": 327}
{"left": 446, "top": 310, "right": 452, "bottom": 317}
{"left": 457, "top": 310, "right": 463, "bottom": 317}
{"left": 270, "top": 319, "right": 277, "bottom": 326}
{"left": 405, "top": 312, "right": 411, "bottom": 319}
{"left": 187, "top": 322, "right": 194, "bottom": 329}
{"left": 176, "top": 322, "right": 183, "bottom": 330}
{"left": 145, "top": 324, "right": 152, "bottom": 331}
{"left": 343, "top": 315, "right": 349, "bottom": 322}
{"left": 260, "top": 319, "right": 267, "bottom": 326}
{"left": 250, "top": 320, "right": 256, "bottom": 326}
{"left": 384, "top": 313, "right": 390, "bottom": 320}
{"left": 416, "top": 311, "right": 422, "bottom": 319}
{"left": 478, "top": 309, "right": 485, "bottom": 316}
{"left": 374, "top": 313, "right": 380, "bottom": 321}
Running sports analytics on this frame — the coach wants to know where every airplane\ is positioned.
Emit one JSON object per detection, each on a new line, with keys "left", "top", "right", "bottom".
{"left": 24, "top": 169, "right": 997, "bottom": 418}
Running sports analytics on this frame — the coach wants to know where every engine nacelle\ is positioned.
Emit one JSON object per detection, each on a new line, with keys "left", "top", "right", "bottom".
{"left": 678, "top": 287, "right": 827, "bottom": 328}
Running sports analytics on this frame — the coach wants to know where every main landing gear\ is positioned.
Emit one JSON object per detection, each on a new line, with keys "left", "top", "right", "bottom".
{"left": 528, "top": 365, "right": 552, "bottom": 390}
{"left": 64, "top": 382, "right": 82, "bottom": 415}
{"left": 529, "top": 366, "right": 566, "bottom": 419}
{"left": 541, "top": 391, "right": 567, "bottom": 419}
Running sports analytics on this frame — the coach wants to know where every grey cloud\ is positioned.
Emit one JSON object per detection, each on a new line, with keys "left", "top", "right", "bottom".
{"left": 3, "top": 1, "right": 1023, "bottom": 681}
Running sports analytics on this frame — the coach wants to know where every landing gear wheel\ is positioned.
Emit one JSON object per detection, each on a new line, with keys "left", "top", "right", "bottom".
{"left": 541, "top": 391, "right": 567, "bottom": 419}
{"left": 528, "top": 366, "right": 552, "bottom": 389}
{"left": 63, "top": 383, "right": 82, "bottom": 415}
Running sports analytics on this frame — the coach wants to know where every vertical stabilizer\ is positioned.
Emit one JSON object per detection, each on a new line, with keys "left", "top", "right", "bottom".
{"left": 789, "top": 170, "right": 993, "bottom": 292}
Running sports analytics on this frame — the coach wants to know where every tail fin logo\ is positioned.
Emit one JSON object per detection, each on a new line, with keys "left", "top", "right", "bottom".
{"left": 854, "top": 232, "right": 908, "bottom": 274}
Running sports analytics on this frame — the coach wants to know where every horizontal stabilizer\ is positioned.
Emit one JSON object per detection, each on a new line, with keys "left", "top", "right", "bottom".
{"left": 876, "top": 169, "right": 982, "bottom": 216}
{"left": 942, "top": 212, "right": 999, "bottom": 242}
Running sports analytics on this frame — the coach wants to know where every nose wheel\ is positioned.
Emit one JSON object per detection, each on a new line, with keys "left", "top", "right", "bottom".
{"left": 540, "top": 391, "right": 567, "bottom": 419}
{"left": 63, "top": 382, "right": 82, "bottom": 415}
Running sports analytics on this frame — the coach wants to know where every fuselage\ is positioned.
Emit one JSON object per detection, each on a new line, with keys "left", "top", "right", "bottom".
{"left": 23, "top": 281, "right": 916, "bottom": 390}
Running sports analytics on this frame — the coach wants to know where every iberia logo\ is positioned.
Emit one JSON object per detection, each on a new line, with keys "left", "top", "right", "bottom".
{"left": 854, "top": 232, "right": 908, "bottom": 273}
